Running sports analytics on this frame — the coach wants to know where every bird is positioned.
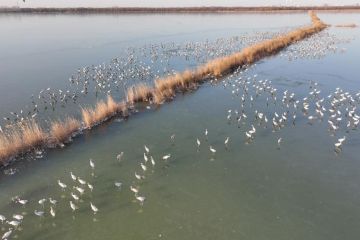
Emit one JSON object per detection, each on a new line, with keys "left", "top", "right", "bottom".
{"left": 144, "top": 145, "right": 149, "bottom": 153}
{"left": 34, "top": 210, "right": 44, "bottom": 217}
{"left": 150, "top": 156, "right": 156, "bottom": 166}
{"left": 196, "top": 138, "right": 201, "bottom": 148}
{"left": 224, "top": 137, "right": 229, "bottom": 147}
{"left": 87, "top": 183, "right": 94, "bottom": 192}
{"left": 130, "top": 186, "right": 139, "bottom": 194}
{"left": 74, "top": 186, "right": 85, "bottom": 195}
{"left": 209, "top": 146, "right": 216, "bottom": 154}
{"left": 140, "top": 163, "right": 147, "bottom": 171}
{"left": 0, "top": 215, "right": 6, "bottom": 223}
{"left": 162, "top": 154, "right": 171, "bottom": 160}
{"left": 143, "top": 153, "right": 148, "bottom": 162}
{"left": 7, "top": 220, "right": 20, "bottom": 228}
{"left": 76, "top": 177, "right": 86, "bottom": 185}
{"left": 114, "top": 182, "right": 122, "bottom": 189}
{"left": 90, "top": 202, "right": 98, "bottom": 214}
{"left": 277, "top": 138, "right": 282, "bottom": 148}
{"left": 49, "top": 198, "right": 57, "bottom": 205}
{"left": 58, "top": 180, "right": 67, "bottom": 190}
{"left": 2, "top": 228, "right": 12, "bottom": 240}
{"left": 12, "top": 214, "right": 23, "bottom": 221}
{"left": 70, "top": 201, "right": 78, "bottom": 212}
{"left": 135, "top": 195, "right": 146, "bottom": 205}
{"left": 50, "top": 207, "right": 56, "bottom": 217}
{"left": 38, "top": 198, "right": 46, "bottom": 207}
{"left": 89, "top": 159, "right": 95, "bottom": 169}
{"left": 116, "top": 152, "right": 124, "bottom": 162}
{"left": 70, "top": 172, "right": 77, "bottom": 181}
{"left": 71, "top": 192, "right": 80, "bottom": 201}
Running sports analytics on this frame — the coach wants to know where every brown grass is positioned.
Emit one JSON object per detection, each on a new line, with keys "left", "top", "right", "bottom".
{"left": 0, "top": 120, "right": 46, "bottom": 163}
{"left": 49, "top": 117, "right": 81, "bottom": 145}
{"left": 126, "top": 84, "right": 154, "bottom": 104}
{"left": 82, "top": 95, "right": 128, "bottom": 128}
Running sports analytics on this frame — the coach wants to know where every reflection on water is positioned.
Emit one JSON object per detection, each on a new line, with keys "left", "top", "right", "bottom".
{"left": 0, "top": 12, "right": 359, "bottom": 240}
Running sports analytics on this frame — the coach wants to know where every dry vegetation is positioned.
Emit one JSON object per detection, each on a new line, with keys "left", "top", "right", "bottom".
{"left": 49, "top": 117, "right": 81, "bottom": 145}
{"left": 82, "top": 95, "right": 128, "bottom": 129}
{"left": 0, "top": 120, "right": 46, "bottom": 163}
{"left": 0, "top": 12, "right": 327, "bottom": 165}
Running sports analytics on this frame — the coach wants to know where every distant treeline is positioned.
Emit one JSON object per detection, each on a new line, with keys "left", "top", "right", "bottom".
{"left": 1, "top": 6, "right": 360, "bottom": 14}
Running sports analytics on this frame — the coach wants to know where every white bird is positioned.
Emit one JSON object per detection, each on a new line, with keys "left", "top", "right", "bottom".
{"left": 89, "top": 159, "right": 95, "bottom": 169}
{"left": 116, "top": 152, "right": 124, "bottom": 162}
{"left": 49, "top": 198, "right": 57, "bottom": 205}
{"left": 134, "top": 172, "right": 142, "bottom": 180}
{"left": 0, "top": 215, "right": 6, "bottom": 223}
{"left": 150, "top": 156, "right": 155, "bottom": 166}
{"left": 245, "top": 131, "right": 252, "bottom": 139}
{"left": 78, "top": 178, "right": 86, "bottom": 185}
{"left": 209, "top": 146, "right": 216, "bottom": 154}
{"left": 38, "top": 198, "right": 46, "bottom": 207}
{"left": 205, "top": 129, "right": 208, "bottom": 137}
{"left": 70, "top": 201, "right": 78, "bottom": 212}
{"left": 224, "top": 137, "right": 229, "bottom": 146}
{"left": 12, "top": 214, "right": 23, "bottom": 221}
{"left": 196, "top": 138, "right": 201, "bottom": 148}
{"left": 34, "top": 210, "right": 44, "bottom": 217}
{"left": 70, "top": 172, "right": 77, "bottom": 181}
{"left": 114, "top": 182, "right": 122, "bottom": 189}
{"left": 58, "top": 180, "right": 67, "bottom": 190}
{"left": 338, "top": 136, "right": 346, "bottom": 144}
{"left": 74, "top": 186, "right": 85, "bottom": 195}
{"left": 71, "top": 192, "right": 79, "bottom": 201}
{"left": 50, "top": 207, "right": 56, "bottom": 217}
{"left": 130, "top": 186, "right": 139, "bottom": 194}
{"left": 162, "top": 154, "right": 171, "bottom": 160}
{"left": 7, "top": 220, "right": 20, "bottom": 227}
{"left": 135, "top": 195, "right": 146, "bottom": 205}
{"left": 90, "top": 202, "right": 98, "bottom": 214}
{"left": 144, "top": 145, "right": 149, "bottom": 153}
{"left": 277, "top": 138, "right": 282, "bottom": 147}
{"left": 143, "top": 153, "right": 148, "bottom": 162}
{"left": 17, "top": 198, "right": 28, "bottom": 206}
{"left": 2, "top": 228, "right": 12, "bottom": 239}
{"left": 87, "top": 183, "right": 94, "bottom": 192}
{"left": 140, "top": 163, "right": 147, "bottom": 171}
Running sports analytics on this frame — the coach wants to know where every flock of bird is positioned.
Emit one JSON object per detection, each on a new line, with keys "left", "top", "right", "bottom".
{"left": 0, "top": 25, "right": 358, "bottom": 239}
{"left": 0, "top": 28, "right": 348, "bottom": 129}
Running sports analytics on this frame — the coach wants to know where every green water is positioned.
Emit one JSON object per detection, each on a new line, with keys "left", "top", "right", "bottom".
{"left": 0, "top": 13, "right": 360, "bottom": 240}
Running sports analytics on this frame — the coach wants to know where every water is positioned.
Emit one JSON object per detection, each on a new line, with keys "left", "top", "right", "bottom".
{"left": 0, "top": 12, "right": 360, "bottom": 240}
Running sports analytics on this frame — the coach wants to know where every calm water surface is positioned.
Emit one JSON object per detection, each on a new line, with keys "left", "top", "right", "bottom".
{"left": 0, "top": 13, "right": 359, "bottom": 240}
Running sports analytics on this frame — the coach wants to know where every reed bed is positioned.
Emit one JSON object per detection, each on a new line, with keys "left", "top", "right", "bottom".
{"left": 0, "top": 12, "right": 327, "bottom": 165}
{"left": 0, "top": 120, "right": 46, "bottom": 163}
{"left": 82, "top": 95, "right": 128, "bottom": 129}
{"left": 49, "top": 117, "right": 81, "bottom": 145}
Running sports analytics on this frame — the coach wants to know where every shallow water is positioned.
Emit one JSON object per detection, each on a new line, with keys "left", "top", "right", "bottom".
{"left": 0, "top": 12, "right": 360, "bottom": 240}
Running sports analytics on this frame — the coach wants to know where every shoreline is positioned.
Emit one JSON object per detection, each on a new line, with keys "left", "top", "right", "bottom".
{"left": 1, "top": 6, "right": 360, "bottom": 14}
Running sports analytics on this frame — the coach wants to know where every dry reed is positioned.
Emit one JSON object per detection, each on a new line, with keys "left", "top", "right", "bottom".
{"left": 0, "top": 120, "right": 46, "bottom": 163}
{"left": 49, "top": 117, "right": 81, "bottom": 145}
{"left": 82, "top": 95, "right": 128, "bottom": 129}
